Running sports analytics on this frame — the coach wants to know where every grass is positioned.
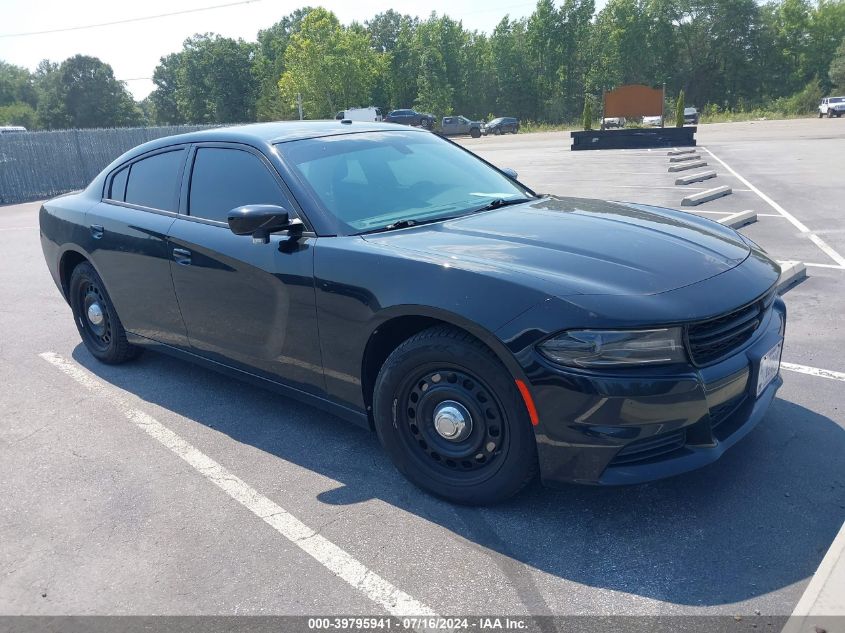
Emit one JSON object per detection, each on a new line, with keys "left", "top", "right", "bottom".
{"left": 698, "top": 110, "right": 817, "bottom": 124}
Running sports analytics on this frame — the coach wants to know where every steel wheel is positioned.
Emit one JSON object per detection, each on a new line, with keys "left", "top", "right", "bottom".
{"left": 373, "top": 325, "right": 538, "bottom": 504}
{"left": 69, "top": 261, "right": 141, "bottom": 364}
{"left": 398, "top": 366, "right": 508, "bottom": 477}
{"left": 78, "top": 280, "right": 112, "bottom": 354}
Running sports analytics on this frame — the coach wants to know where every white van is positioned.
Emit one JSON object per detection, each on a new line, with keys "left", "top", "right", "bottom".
{"left": 334, "top": 107, "right": 383, "bottom": 122}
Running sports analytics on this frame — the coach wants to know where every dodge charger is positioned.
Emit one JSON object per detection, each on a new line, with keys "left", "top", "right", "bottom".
{"left": 40, "top": 121, "right": 785, "bottom": 504}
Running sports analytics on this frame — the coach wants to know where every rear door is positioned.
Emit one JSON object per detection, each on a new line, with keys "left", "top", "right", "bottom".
{"left": 166, "top": 143, "right": 325, "bottom": 394}
{"left": 85, "top": 146, "right": 189, "bottom": 347}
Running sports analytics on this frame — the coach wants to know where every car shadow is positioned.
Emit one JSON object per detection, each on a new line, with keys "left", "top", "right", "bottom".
{"left": 72, "top": 344, "right": 845, "bottom": 608}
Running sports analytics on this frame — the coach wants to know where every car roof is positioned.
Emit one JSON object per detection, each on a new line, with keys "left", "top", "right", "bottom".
{"left": 130, "top": 121, "right": 421, "bottom": 155}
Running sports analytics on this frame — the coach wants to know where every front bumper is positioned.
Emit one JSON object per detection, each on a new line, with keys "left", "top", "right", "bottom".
{"left": 530, "top": 297, "right": 786, "bottom": 486}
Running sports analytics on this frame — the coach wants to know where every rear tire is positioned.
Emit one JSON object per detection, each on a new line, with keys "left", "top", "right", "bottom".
{"left": 470, "top": 128, "right": 481, "bottom": 138}
{"left": 373, "top": 326, "right": 538, "bottom": 505}
{"left": 69, "top": 262, "right": 142, "bottom": 364}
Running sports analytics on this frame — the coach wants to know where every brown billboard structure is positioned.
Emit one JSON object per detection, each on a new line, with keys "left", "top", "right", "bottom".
{"left": 572, "top": 83, "right": 695, "bottom": 150}
{"left": 603, "top": 83, "right": 665, "bottom": 124}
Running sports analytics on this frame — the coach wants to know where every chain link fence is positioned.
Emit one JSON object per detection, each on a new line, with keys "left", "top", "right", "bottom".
{"left": 0, "top": 125, "right": 217, "bottom": 205}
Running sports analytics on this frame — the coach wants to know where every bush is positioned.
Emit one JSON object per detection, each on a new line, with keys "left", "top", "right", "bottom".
{"left": 582, "top": 98, "right": 592, "bottom": 131}
{"left": 675, "top": 91, "right": 685, "bottom": 128}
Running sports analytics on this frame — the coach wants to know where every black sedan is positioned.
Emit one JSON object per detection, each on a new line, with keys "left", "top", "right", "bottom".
{"left": 483, "top": 117, "right": 519, "bottom": 135}
{"left": 40, "top": 121, "right": 785, "bottom": 504}
{"left": 384, "top": 109, "right": 436, "bottom": 129}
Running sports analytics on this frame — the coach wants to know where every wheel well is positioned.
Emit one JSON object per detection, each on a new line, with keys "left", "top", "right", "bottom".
{"left": 59, "top": 250, "right": 88, "bottom": 300}
{"left": 361, "top": 316, "right": 507, "bottom": 425}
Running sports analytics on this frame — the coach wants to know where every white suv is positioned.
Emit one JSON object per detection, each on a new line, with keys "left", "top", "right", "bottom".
{"left": 819, "top": 97, "right": 845, "bottom": 118}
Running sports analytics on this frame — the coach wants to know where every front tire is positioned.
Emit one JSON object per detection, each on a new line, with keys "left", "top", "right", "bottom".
{"left": 470, "top": 128, "right": 481, "bottom": 138}
{"left": 373, "top": 326, "right": 538, "bottom": 505}
{"left": 69, "top": 262, "right": 141, "bottom": 364}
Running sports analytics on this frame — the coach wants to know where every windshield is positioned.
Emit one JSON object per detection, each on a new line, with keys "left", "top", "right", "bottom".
{"left": 488, "top": 118, "right": 504, "bottom": 125}
{"left": 280, "top": 130, "right": 531, "bottom": 234}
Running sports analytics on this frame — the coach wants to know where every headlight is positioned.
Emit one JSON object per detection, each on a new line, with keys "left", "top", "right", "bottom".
{"left": 538, "top": 328, "right": 686, "bottom": 368}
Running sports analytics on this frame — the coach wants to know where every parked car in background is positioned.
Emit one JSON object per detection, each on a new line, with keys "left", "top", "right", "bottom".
{"left": 684, "top": 107, "right": 700, "bottom": 125}
{"left": 440, "top": 115, "right": 482, "bottom": 138}
{"left": 602, "top": 117, "right": 625, "bottom": 129}
{"left": 642, "top": 115, "right": 663, "bottom": 127}
{"left": 819, "top": 97, "right": 845, "bottom": 118}
{"left": 40, "top": 120, "right": 786, "bottom": 504}
{"left": 335, "top": 107, "right": 383, "bottom": 122}
{"left": 0, "top": 125, "right": 27, "bottom": 134}
{"left": 482, "top": 117, "right": 519, "bottom": 135}
{"left": 385, "top": 109, "right": 436, "bottom": 129}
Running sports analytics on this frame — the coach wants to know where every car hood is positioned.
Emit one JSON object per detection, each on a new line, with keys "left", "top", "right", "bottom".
{"left": 363, "top": 196, "right": 750, "bottom": 297}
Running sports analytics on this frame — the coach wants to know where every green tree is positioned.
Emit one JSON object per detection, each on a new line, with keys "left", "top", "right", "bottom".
{"left": 0, "top": 101, "right": 37, "bottom": 128}
{"left": 36, "top": 55, "right": 141, "bottom": 129}
{"left": 0, "top": 61, "right": 38, "bottom": 109}
{"left": 582, "top": 97, "right": 592, "bottom": 129}
{"left": 150, "top": 53, "right": 184, "bottom": 125}
{"left": 175, "top": 34, "right": 257, "bottom": 123}
{"left": 829, "top": 36, "right": 845, "bottom": 92}
{"left": 278, "top": 8, "right": 386, "bottom": 118}
{"left": 254, "top": 8, "right": 312, "bottom": 121}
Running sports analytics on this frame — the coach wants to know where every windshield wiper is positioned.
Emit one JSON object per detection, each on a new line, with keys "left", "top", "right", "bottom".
{"left": 358, "top": 216, "right": 457, "bottom": 235}
{"left": 469, "top": 197, "right": 535, "bottom": 214}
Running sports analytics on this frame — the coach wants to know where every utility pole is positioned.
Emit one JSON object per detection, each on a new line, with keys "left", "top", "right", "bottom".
{"left": 297, "top": 93, "right": 303, "bottom": 121}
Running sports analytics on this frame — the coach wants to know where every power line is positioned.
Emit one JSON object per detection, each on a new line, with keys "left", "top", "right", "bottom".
{"left": 0, "top": 0, "right": 263, "bottom": 38}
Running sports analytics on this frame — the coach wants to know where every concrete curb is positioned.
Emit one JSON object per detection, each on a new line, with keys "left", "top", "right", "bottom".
{"left": 676, "top": 170, "right": 718, "bottom": 185}
{"left": 718, "top": 210, "right": 757, "bottom": 228}
{"left": 669, "top": 160, "right": 708, "bottom": 172}
{"left": 776, "top": 260, "right": 807, "bottom": 294}
{"left": 669, "top": 154, "right": 702, "bottom": 163}
{"left": 781, "top": 520, "right": 845, "bottom": 633}
{"left": 668, "top": 148, "right": 697, "bottom": 156}
{"left": 682, "top": 185, "right": 732, "bottom": 206}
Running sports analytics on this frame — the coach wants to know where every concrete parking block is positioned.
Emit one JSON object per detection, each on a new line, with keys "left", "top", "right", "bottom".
{"left": 669, "top": 154, "right": 702, "bottom": 163}
{"left": 668, "top": 148, "right": 697, "bottom": 156}
{"left": 681, "top": 185, "right": 732, "bottom": 206}
{"left": 669, "top": 160, "right": 708, "bottom": 172}
{"left": 776, "top": 260, "right": 807, "bottom": 294}
{"left": 718, "top": 210, "right": 757, "bottom": 228}
{"left": 675, "top": 170, "right": 718, "bottom": 185}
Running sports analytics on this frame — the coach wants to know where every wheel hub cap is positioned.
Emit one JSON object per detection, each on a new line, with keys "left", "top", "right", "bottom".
{"left": 433, "top": 400, "right": 472, "bottom": 442}
{"left": 87, "top": 302, "right": 104, "bottom": 327}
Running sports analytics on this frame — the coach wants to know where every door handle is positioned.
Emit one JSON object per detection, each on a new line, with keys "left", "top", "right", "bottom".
{"left": 172, "top": 248, "right": 192, "bottom": 265}
{"left": 90, "top": 225, "right": 104, "bottom": 239}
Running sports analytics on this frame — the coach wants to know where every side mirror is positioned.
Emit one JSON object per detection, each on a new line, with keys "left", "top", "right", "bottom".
{"left": 502, "top": 167, "right": 519, "bottom": 180}
{"left": 227, "top": 204, "right": 300, "bottom": 244}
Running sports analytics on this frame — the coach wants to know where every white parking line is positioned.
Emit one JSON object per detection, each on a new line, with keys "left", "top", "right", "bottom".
{"left": 38, "top": 351, "right": 436, "bottom": 618}
{"left": 804, "top": 262, "right": 845, "bottom": 270}
{"left": 701, "top": 147, "right": 845, "bottom": 267}
{"left": 782, "top": 362, "right": 845, "bottom": 383}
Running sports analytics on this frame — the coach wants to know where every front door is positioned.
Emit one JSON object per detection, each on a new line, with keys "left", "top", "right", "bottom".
{"left": 167, "top": 144, "right": 325, "bottom": 395}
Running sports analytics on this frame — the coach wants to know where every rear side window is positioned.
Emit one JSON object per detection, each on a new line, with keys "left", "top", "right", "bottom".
{"left": 109, "top": 166, "right": 128, "bottom": 201}
{"left": 188, "top": 147, "right": 286, "bottom": 223}
{"left": 124, "top": 149, "right": 185, "bottom": 211}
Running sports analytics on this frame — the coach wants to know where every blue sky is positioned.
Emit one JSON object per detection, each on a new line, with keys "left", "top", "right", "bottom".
{"left": 0, "top": 0, "right": 607, "bottom": 100}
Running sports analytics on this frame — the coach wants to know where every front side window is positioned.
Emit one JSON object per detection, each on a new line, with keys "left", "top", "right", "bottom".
{"left": 281, "top": 130, "right": 531, "bottom": 234}
{"left": 124, "top": 149, "right": 186, "bottom": 211}
{"left": 188, "top": 147, "right": 286, "bottom": 223}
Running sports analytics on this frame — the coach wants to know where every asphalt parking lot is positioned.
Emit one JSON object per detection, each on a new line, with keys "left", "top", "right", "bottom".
{"left": 1, "top": 118, "right": 844, "bottom": 622}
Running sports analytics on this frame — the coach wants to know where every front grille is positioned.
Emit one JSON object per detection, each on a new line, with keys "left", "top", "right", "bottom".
{"left": 687, "top": 299, "right": 766, "bottom": 365}
{"left": 610, "top": 429, "right": 687, "bottom": 465}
